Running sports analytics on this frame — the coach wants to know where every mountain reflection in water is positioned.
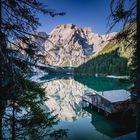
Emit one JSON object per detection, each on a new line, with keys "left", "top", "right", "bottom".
{"left": 40, "top": 76, "right": 135, "bottom": 140}
{"left": 42, "top": 79, "right": 91, "bottom": 121}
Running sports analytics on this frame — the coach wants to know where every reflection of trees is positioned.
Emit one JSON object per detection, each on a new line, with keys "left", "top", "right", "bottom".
{"left": 84, "top": 108, "right": 135, "bottom": 138}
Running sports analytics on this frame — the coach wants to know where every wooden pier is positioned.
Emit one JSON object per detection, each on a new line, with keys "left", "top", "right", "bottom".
{"left": 82, "top": 89, "right": 131, "bottom": 115}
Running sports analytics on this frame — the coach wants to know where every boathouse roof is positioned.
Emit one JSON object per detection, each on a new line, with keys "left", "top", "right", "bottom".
{"left": 97, "top": 89, "right": 131, "bottom": 103}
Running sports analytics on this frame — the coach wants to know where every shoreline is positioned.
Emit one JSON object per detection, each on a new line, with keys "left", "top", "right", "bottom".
{"left": 106, "top": 75, "right": 130, "bottom": 79}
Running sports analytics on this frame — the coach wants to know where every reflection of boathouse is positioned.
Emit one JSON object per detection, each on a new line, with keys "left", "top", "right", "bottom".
{"left": 82, "top": 89, "right": 131, "bottom": 115}
{"left": 83, "top": 107, "right": 135, "bottom": 138}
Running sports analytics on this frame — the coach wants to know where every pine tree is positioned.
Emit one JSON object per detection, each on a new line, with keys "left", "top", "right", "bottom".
{"left": 0, "top": 0, "right": 66, "bottom": 139}
{"left": 108, "top": 0, "right": 140, "bottom": 139}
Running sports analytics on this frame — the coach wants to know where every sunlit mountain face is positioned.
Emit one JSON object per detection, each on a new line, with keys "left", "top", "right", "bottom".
{"left": 43, "top": 24, "right": 116, "bottom": 67}
{"left": 12, "top": 24, "right": 116, "bottom": 68}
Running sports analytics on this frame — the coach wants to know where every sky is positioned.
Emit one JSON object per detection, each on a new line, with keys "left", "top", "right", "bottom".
{"left": 37, "top": 0, "right": 123, "bottom": 34}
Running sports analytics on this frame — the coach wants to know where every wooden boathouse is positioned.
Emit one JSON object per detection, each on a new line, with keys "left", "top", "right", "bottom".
{"left": 82, "top": 89, "right": 131, "bottom": 115}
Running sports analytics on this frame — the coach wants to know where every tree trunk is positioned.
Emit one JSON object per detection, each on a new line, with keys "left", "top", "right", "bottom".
{"left": 136, "top": 1, "right": 140, "bottom": 139}
{"left": 0, "top": 1, "right": 3, "bottom": 139}
{"left": 0, "top": 102, "right": 3, "bottom": 140}
{"left": 11, "top": 103, "right": 16, "bottom": 140}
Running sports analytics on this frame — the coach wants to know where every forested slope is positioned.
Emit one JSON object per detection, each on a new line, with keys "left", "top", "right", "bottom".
{"left": 75, "top": 31, "right": 134, "bottom": 76}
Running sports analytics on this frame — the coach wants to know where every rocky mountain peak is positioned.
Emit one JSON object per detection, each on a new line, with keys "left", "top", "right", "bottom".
{"left": 41, "top": 24, "right": 116, "bottom": 67}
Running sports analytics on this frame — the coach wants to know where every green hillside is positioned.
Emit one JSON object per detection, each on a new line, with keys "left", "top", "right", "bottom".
{"left": 74, "top": 29, "right": 134, "bottom": 76}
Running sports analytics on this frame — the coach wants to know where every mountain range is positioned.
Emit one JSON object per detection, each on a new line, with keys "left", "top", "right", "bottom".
{"left": 11, "top": 23, "right": 135, "bottom": 76}
{"left": 42, "top": 24, "right": 116, "bottom": 66}
{"left": 32, "top": 24, "right": 116, "bottom": 67}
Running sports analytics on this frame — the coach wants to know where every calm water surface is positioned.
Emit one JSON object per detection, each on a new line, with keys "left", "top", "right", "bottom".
{"left": 40, "top": 76, "right": 135, "bottom": 140}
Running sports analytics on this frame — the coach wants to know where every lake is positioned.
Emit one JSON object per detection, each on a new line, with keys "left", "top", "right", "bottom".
{"left": 39, "top": 75, "right": 135, "bottom": 140}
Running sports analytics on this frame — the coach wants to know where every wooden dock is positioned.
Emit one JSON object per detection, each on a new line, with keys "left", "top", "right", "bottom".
{"left": 82, "top": 89, "right": 131, "bottom": 115}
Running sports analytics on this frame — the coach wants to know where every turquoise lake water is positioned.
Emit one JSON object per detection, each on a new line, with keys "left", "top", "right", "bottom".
{"left": 40, "top": 75, "right": 135, "bottom": 140}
